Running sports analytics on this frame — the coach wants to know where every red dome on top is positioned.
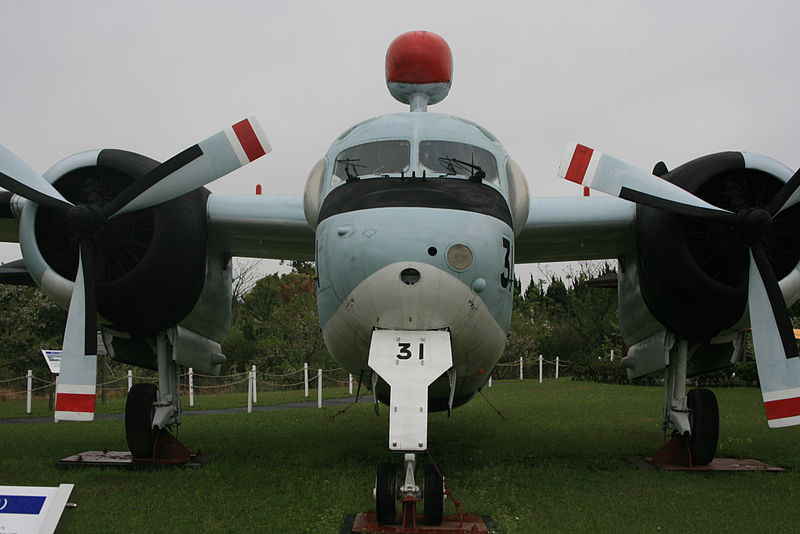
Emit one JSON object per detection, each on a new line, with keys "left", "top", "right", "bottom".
{"left": 385, "top": 31, "right": 452, "bottom": 85}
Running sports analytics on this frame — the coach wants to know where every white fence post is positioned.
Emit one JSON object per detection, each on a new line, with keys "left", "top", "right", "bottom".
{"left": 348, "top": 373, "right": 353, "bottom": 395}
{"left": 53, "top": 375, "right": 59, "bottom": 423}
{"left": 555, "top": 357, "right": 560, "bottom": 379}
{"left": 610, "top": 349, "right": 615, "bottom": 361}
{"left": 127, "top": 369, "right": 133, "bottom": 392}
{"left": 488, "top": 375, "right": 493, "bottom": 387}
{"left": 317, "top": 368, "right": 323, "bottom": 408}
{"left": 188, "top": 368, "right": 194, "bottom": 407}
{"left": 247, "top": 370, "right": 253, "bottom": 413}
{"left": 252, "top": 364, "right": 257, "bottom": 404}
{"left": 519, "top": 357, "right": 523, "bottom": 380}
{"left": 304, "top": 362, "right": 309, "bottom": 397}
{"left": 539, "top": 355, "right": 543, "bottom": 384}
{"left": 26, "top": 370, "right": 32, "bottom": 414}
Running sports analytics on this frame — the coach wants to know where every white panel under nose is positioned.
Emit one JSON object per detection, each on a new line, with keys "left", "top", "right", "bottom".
{"left": 368, "top": 329, "right": 452, "bottom": 451}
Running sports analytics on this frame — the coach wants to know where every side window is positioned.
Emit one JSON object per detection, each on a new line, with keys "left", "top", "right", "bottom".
{"left": 506, "top": 158, "right": 530, "bottom": 236}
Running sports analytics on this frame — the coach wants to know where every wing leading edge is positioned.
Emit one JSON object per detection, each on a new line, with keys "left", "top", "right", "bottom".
{"left": 515, "top": 196, "right": 635, "bottom": 264}
{"left": 206, "top": 194, "right": 315, "bottom": 260}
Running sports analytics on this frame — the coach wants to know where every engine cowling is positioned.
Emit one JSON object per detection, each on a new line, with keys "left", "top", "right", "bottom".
{"left": 635, "top": 151, "right": 800, "bottom": 342}
{"left": 19, "top": 149, "right": 209, "bottom": 336}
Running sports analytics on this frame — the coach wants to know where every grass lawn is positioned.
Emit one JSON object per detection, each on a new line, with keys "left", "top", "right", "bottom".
{"left": 1, "top": 380, "right": 798, "bottom": 533}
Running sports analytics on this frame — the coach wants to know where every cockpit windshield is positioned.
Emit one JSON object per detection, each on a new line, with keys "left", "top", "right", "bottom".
{"left": 418, "top": 141, "right": 499, "bottom": 184}
{"left": 332, "top": 140, "right": 411, "bottom": 186}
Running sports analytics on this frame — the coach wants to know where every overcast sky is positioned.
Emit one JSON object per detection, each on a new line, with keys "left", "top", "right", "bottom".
{"left": 1, "top": 1, "right": 799, "bottom": 285}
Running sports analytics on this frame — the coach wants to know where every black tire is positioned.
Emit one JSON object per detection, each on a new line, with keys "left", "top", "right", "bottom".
{"left": 424, "top": 463, "right": 444, "bottom": 525}
{"left": 125, "top": 383, "right": 157, "bottom": 458}
{"left": 688, "top": 388, "right": 719, "bottom": 465}
{"left": 375, "top": 463, "right": 397, "bottom": 525}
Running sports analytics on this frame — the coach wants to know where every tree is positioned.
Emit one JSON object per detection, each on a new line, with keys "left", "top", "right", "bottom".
{"left": 231, "top": 258, "right": 263, "bottom": 322}
{"left": 222, "top": 267, "right": 333, "bottom": 374}
{"left": 501, "top": 261, "right": 621, "bottom": 370}
{"left": 0, "top": 286, "right": 66, "bottom": 379}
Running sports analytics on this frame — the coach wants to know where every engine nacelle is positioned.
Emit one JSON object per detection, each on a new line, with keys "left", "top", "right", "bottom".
{"left": 621, "top": 151, "right": 800, "bottom": 346}
{"left": 18, "top": 149, "right": 210, "bottom": 337}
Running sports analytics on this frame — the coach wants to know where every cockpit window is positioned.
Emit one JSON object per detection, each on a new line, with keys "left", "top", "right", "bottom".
{"left": 332, "top": 140, "right": 411, "bottom": 186}
{"left": 418, "top": 141, "right": 499, "bottom": 184}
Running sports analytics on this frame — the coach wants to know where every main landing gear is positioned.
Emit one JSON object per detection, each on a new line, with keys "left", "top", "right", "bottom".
{"left": 374, "top": 454, "right": 445, "bottom": 527}
{"left": 124, "top": 333, "right": 191, "bottom": 463}
{"left": 654, "top": 338, "right": 719, "bottom": 466}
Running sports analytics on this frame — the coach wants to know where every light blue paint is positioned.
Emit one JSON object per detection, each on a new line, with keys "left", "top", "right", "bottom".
{"left": 316, "top": 206, "right": 514, "bottom": 333}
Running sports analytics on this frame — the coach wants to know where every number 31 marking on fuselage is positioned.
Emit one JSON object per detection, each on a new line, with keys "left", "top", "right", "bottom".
{"left": 397, "top": 342, "right": 424, "bottom": 360}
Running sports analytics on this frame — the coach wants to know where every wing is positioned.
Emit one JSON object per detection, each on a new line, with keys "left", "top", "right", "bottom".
{"left": 206, "top": 194, "right": 315, "bottom": 260}
{"left": 0, "top": 258, "right": 33, "bottom": 286}
{"left": 515, "top": 196, "right": 635, "bottom": 264}
{"left": 0, "top": 190, "right": 19, "bottom": 243}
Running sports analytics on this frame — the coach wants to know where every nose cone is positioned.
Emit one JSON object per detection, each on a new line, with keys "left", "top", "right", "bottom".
{"left": 315, "top": 205, "right": 514, "bottom": 375}
{"left": 348, "top": 261, "right": 475, "bottom": 330}
{"left": 321, "top": 261, "right": 507, "bottom": 375}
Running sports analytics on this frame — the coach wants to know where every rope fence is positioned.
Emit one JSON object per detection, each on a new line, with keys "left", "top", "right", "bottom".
{"left": 489, "top": 355, "right": 573, "bottom": 384}
{"left": 1, "top": 355, "right": 579, "bottom": 417}
{"left": 0, "top": 363, "right": 358, "bottom": 417}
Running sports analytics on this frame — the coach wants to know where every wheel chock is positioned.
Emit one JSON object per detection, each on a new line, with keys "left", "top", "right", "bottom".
{"left": 651, "top": 434, "right": 692, "bottom": 467}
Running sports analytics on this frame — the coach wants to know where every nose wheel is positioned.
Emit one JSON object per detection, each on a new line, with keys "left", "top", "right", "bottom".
{"left": 424, "top": 463, "right": 444, "bottom": 525}
{"left": 352, "top": 453, "right": 495, "bottom": 533}
{"left": 373, "top": 454, "right": 445, "bottom": 527}
{"left": 375, "top": 463, "right": 398, "bottom": 524}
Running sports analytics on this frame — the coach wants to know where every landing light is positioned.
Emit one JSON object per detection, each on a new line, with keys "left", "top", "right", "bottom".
{"left": 446, "top": 244, "right": 473, "bottom": 271}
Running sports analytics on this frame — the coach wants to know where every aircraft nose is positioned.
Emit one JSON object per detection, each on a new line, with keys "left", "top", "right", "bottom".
{"left": 337, "top": 260, "right": 480, "bottom": 331}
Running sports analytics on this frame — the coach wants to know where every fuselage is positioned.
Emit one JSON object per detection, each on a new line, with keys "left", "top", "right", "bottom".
{"left": 304, "top": 111, "right": 529, "bottom": 409}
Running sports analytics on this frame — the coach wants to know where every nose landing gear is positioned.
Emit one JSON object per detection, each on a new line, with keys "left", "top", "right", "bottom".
{"left": 375, "top": 454, "right": 438, "bottom": 528}
{"left": 346, "top": 453, "right": 495, "bottom": 534}
{"left": 346, "top": 330, "right": 494, "bottom": 532}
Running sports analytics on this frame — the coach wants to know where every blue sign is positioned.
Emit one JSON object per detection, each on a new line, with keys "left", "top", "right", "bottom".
{"left": 0, "top": 495, "right": 46, "bottom": 515}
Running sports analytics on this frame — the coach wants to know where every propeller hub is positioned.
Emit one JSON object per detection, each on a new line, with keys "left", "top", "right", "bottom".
{"left": 737, "top": 207, "right": 773, "bottom": 244}
{"left": 67, "top": 204, "right": 105, "bottom": 239}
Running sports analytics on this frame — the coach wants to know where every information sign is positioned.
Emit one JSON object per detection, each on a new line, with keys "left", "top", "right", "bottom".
{"left": 0, "top": 484, "right": 73, "bottom": 534}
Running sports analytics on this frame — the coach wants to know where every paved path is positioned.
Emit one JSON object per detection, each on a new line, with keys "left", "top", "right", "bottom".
{"left": 0, "top": 396, "right": 371, "bottom": 424}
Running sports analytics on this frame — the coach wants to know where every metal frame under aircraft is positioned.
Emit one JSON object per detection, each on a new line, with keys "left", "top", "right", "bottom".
{"left": 1, "top": 30, "right": 800, "bottom": 528}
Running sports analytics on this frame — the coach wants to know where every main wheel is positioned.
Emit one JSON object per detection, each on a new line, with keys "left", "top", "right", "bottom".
{"left": 375, "top": 463, "right": 397, "bottom": 524}
{"left": 688, "top": 388, "right": 719, "bottom": 465}
{"left": 424, "top": 463, "right": 444, "bottom": 525}
{"left": 125, "top": 383, "right": 157, "bottom": 458}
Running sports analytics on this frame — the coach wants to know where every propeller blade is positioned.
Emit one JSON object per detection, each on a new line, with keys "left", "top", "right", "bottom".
{"left": 0, "top": 145, "right": 73, "bottom": 211}
{"left": 750, "top": 243, "right": 797, "bottom": 358}
{"left": 558, "top": 143, "right": 736, "bottom": 223}
{"left": 747, "top": 244, "right": 800, "bottom": 428}
{"left": 54, "top": 240, "right": 97, "bottom": 422}
{"left": 104, "top": 117, "right": 271, "bottom": 218}
{"left": 765, "top": 167, "right": 800, "bottom": 216}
